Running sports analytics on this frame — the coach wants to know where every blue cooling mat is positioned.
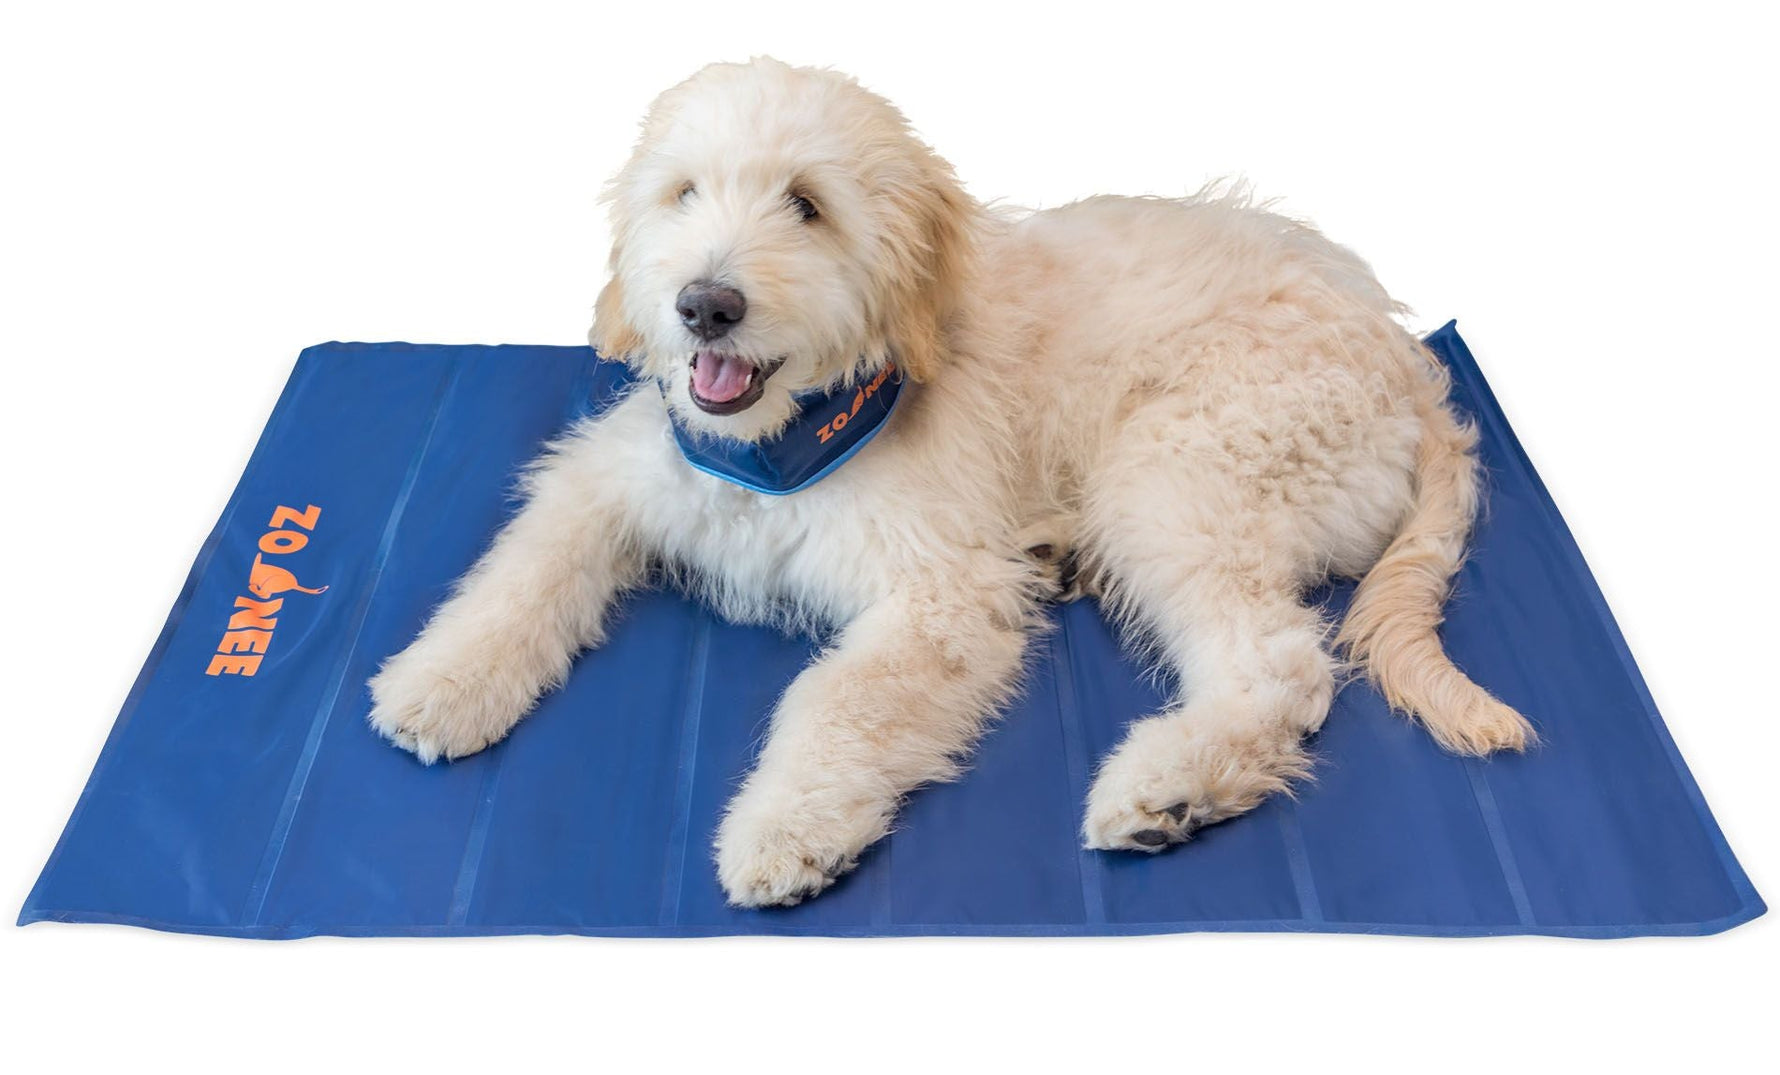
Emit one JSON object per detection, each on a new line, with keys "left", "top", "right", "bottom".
{"left": 21, "top": 324, "right": 1764, "bottom": 938}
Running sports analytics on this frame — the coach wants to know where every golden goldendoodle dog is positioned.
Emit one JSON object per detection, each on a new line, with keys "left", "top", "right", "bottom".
{"left": 368, "top": 57, "right": 1533, "bottom": 907}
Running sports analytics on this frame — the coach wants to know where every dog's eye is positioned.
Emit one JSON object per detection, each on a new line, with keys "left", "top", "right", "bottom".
{"left": 787, "top": 191, "right": 819, "bottom": 222}
{"left": 676, "top": 182, "right": 696, "bottom": 204}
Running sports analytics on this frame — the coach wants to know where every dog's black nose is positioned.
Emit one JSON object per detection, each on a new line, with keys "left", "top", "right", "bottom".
{"left": 676, "top": 281, "right": 747, "bottom": 341}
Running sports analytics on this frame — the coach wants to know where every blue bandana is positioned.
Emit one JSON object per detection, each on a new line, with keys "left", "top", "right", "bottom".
{"left": 665, "top": 361, "right": 905, "bottom": 495}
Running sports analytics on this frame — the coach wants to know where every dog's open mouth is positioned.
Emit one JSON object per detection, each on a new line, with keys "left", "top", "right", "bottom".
{"left": 689, "top": 350, "right": 785, "bottom": 415}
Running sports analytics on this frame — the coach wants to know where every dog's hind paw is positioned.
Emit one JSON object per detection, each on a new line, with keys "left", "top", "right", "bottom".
{"left": 1083, "top": 796, "right": 1199, "bottom": 853}
{"left": 1020, "top": 540, "right": 1101, "bottom": 603}
{"left": 1082, "top": 713, "right": 1310, "bottom": 852}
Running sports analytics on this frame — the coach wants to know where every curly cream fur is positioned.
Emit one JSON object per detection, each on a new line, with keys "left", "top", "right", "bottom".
{"left": 368, "top": 57, "right": 1532, "bottom": 907}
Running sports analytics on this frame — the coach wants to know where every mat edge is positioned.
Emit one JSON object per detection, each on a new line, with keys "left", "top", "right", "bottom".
{"left": 1427, "top": 321, "right": 1766, "bottom": 927}
{"left": 17, "top": 351, "right": 321, "bottom": 927}
{"left": 16, "top": 902, "right": 1765, "bottom": 940}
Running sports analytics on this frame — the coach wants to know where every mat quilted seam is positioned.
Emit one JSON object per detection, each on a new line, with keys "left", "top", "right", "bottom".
{"left": 240, "top": 355, "right": 464, "bottom": 927}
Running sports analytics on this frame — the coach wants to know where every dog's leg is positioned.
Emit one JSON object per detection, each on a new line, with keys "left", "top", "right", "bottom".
{"left": 1078, "top": 456, "right": 1335, "bottom": 851}
{"left": 1081, "top": 578, "right": 1331, "bottom": 850}
{"left": 367, "top": 425, "right": 647, "bottom": 763}
{"left": 715, "top": 578, "right": 1029, "bottom": 907}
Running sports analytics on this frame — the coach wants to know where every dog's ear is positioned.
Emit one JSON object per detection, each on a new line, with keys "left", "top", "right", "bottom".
{"left": 592, "top": 83, "right": 692, "bottom": 366}
{"left": 590, "top": 249, "right": 644, "bottom": 361}
{"left": 877, "top": 151, "right": 978, "bottom": 383}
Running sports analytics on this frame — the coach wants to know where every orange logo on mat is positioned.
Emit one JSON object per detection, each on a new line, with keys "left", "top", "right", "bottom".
{"left": 206, "top": 504, "right": 328, "bottom": 677}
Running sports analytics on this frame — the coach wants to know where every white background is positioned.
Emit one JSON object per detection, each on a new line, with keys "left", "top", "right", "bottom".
{"left": 2, "top": 1, "right": 1774, "bottom": 1070}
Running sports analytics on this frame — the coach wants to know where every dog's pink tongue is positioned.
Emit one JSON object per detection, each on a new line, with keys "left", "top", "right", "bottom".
{"left": 693, "top": 351, "right": 753, "bottom": 403}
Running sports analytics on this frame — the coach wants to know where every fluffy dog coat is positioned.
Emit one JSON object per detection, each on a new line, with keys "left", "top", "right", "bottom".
{"left": 368, "top": 58, "right": 1533, "bottom": 907}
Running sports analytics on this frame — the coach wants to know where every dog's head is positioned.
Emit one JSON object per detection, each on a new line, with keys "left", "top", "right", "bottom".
{"left": 591, "top": 58, "right": 978, "bottom": 442}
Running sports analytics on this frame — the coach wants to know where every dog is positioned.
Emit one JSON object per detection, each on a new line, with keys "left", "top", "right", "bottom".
{"left": 368, "top": 57, "right": 1534, "bottom": 908}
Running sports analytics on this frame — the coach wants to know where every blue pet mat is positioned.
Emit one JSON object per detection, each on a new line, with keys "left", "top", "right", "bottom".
{"left": 21, "top": 323, "right": 1764, "bottom": 938}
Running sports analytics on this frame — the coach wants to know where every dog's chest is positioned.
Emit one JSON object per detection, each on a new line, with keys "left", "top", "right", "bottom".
{"left": 650, "top": 477, "right": 889, "bottom": 617}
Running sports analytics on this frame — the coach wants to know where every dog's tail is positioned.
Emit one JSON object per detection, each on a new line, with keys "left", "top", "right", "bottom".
{"left": 1335, "top": 386, "right": 1535, "bottom": 755}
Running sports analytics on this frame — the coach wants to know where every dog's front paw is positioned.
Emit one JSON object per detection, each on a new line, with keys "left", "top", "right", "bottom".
{"left": 367, "top": 636, "right": 532, "bottom": 764}
{"left": 713, "top": 779, "right": 889, "bottom": 908}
